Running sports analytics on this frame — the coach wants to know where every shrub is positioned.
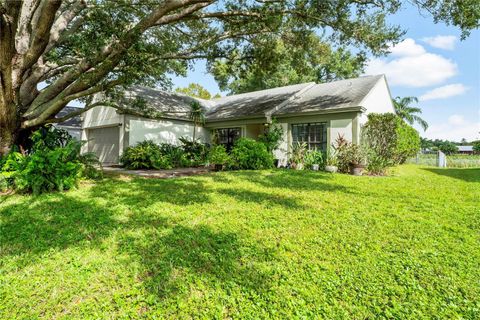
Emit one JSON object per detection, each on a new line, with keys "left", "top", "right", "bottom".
{"left": 258, "top": 119, "right": 284, "bottom": 154}
{"left": 121, "top": 140, "right": 170, "bottom": 169}
{"left": 362, "top": 113, "right": 420, "bottom": 173}
{"left": 14, "top": 142, "right": 83, "bottom": 194}
{"left": 208, "top": 145, "right": 230, "bottom": 165}
{"left": 0, "top": 126, "right": 101, "bottom": 194}
{"left": 159, "top": 143, "right": 190, "bottom": 167}
{"left": 179, "top": 137, "right": 209, "bottom": 166}
{"left": 230, "top": 138, "right": 273, "bottom": 170}
{"left": 29, "top": 126, "right": 72, "bottom": 152}
{"left": 396, "top": 122, "right": 421, "bottom": 162}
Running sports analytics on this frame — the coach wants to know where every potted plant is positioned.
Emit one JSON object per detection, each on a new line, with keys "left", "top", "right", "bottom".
{"left": 288, "top": 142, "right": 307, "bottom": 170}
{"left": 208, "top": 145, "right": 230, "bottom": 171}
{"left": 325, "top": 150, "right": 338, "bottom": 173}
{"left": 346, "top": 144, "right": 366, "bottom": 176}
{"left": 305, "top": 150, "right": 324, "bottom": 171}
{"left": 258, "top": 119, "right": 284, "bottom": 167}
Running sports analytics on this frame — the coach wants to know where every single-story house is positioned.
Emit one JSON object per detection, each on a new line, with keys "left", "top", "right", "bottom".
{"left": 458, "top": 145, "right": 474, "bottom": 154}
{"left": 82, "top": 74, "right": 394, "bottom": 165}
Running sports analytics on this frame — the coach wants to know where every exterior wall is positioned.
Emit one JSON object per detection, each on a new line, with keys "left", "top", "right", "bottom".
{"left": 208, "top": 113, "right": 359, "bottom": 167}
{"left": 359, "top": 76, "right": 395, "bottom": 125}
{"left": 275, "top": 111, "right": 359, "bottom": 165}
{"left": 126, "top": 116, "right": 209, "bottom": 147}
{"left": 205, "top": 117, "right": 266, "bottom": 141}
{"left": 83, "top": 106, "right": 123, "bottom": 128}
{"left": 273, "top": 122, "right": 289, "bottom": 167}
{"left": 55, "top": 125, "right": 81, "bottom": 140}
{"left": 81, "top": 106, "right": 125, "bottom": 156}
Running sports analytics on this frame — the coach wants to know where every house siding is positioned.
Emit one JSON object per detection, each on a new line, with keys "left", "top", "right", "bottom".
{"left": 274, "top": 111, "right": 359, "bottom": 165}
{"left": 126, "top": 116, "right": 209, "bottom": 147}
{"left": 358, "top": 76, "right": 395, "bottom": 125}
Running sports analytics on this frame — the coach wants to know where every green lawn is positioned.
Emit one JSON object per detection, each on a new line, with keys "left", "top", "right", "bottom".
{"left": 1, "top": 165, "right": 479, "bottom": 319}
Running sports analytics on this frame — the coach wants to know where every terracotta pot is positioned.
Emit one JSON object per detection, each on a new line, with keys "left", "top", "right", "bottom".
{"left": 325, "top": 165, "right": 338, "bottom": 173}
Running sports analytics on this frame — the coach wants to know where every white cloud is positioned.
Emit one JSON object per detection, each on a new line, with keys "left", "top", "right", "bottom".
{"left": 425, "top": 114, "right": 480, "bottom": 141}
{"left": 365, "top": 38, "right": 457, "bottom": 87}
{"left": 425, "top": 122, "right": 480, "bottom": 141}
{"left": 389, "top": 38, "right": 426, "bottom": 56}
{"left": 366, "top": 54, "right": 457, "bottom": 87}
{"left": 419, "top": 83, "right": 469, "bottom": 101}
{"left": 422, "top": 35, "right": 457, "bottom": 50}
{"left": 448, "top": 114, "right": 465, "bottom": 126}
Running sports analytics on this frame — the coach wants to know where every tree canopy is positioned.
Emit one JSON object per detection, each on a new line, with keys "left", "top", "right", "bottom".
{"left": 393, "top": 97, "right": 429, "bottom": 131}
{"left": 176, "top": 83, "right": 219, "bottom": 100}
{"left": 0, "top": 0, "right": 478, "bottom": 154}
{"left": 210, "top": 31, "right": 366, "bottom": 94}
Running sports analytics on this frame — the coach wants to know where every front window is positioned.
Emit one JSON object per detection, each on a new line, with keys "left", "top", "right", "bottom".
{"left": 215, "top": 127, "right": 241, "bottom": 151}
{"left": 292, "top": 122, "right": 327, "bottom": 150}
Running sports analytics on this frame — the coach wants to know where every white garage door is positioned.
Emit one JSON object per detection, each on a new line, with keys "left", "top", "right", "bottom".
{"left": 87, "top": 126, "right": 120, "bottom": 164}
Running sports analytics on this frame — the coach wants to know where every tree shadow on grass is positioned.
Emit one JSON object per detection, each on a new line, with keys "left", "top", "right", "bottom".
{"left": 88, "top": 175, "right": 213, "bottom": 207}
{"left": 117, "top": 225, "right": 273, "bottom": 303}
{"left": 422, "top": 168, "right": 480, "bottom": 183}
{"left": 0, "top": 175, "right": 274, "bottom": 306}
{"left": 218, "top": 169, "right": 351, "bottom": 194}
{"left": 218, "top": 188, "right": 306, "bottom": 210}
{"left": 0, "top": 176, "right": 213, "bottom": 263}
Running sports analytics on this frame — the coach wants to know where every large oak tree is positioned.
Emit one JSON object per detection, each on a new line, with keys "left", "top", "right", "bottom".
{"left": 0, "top": 0, "right": 478, "bottom": 154}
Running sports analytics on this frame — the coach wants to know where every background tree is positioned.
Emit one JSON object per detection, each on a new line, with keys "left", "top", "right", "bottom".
{"left": 188, "top": 101, "right": 205, "bottom": 141}
{"left": 438, "top": 141, "right": 459, "bottom": 155}
{"left": 0, "top": 0, "right": 478, "bottom": 155}
{"left": 472, "top": 141, "right": 480, "bottom": 154}
{"left": 176, "top": 83, "right": 219, "bottom": 100}
{"left": 210, "top": 31, "right": 365, "bottom": 94}
{"left": 420, "top": 137, "right": 434, "bottom": 151}
{"left": 393, "top": 97, "right": 429, "bottom": 131}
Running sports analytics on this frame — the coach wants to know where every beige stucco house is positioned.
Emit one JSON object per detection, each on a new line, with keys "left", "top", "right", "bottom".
{"left": 82, "top": 75, "right": 394, "bottom": 164}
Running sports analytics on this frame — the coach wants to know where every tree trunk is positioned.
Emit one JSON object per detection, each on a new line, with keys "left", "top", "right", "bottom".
{"left": 0, "top": 101, "right": 19, "bottom": 156}
{"left": 193, "top": 123, "right": 196, "bottom": 141}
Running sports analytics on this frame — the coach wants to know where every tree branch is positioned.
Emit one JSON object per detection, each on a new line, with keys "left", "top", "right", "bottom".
{"left": 20, "top": 0, "right": 62, "bottom": 75}
{"left": 44, "top": 100, "right": 112, "bottom": 124}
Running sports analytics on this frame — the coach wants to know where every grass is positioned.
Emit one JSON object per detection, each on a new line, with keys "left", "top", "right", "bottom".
{"left": 1, "top": 165, "right": 479, "bottom": 319}
{"left": 447, "top": 154, "right": 480, "bottom": 168}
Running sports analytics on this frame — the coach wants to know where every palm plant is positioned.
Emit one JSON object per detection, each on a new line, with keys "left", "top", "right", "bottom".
{"left": 393, "top": 96, "right": 428, "bottom": 131}
{"left": 189, "top": 101, "right": 205, "bottom": 140}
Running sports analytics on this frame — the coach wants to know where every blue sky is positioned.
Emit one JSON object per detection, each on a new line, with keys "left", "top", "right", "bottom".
{"left": 171, "top": 5, "right": 480, "bottom": 142}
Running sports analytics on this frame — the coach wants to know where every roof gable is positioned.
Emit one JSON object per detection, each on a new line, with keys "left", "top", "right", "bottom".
{"left": 273, "top": 75, "right": 383, "bottom": 116}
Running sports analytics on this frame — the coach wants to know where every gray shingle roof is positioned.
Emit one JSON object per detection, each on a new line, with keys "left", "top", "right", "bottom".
{"left": 205, "top": 83, "right": 313, "bottom": 121}
{"left": 56, "top": 106, "right": 82, "bottom": 128}
{"left": 122, "top": 86, "right": 211, "bottom": 120}
{"left": 115, "top": 75, "right": 385, "bottom": 122}
{"left": 273, "top": 75, "right": 383, "bottom": 115}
